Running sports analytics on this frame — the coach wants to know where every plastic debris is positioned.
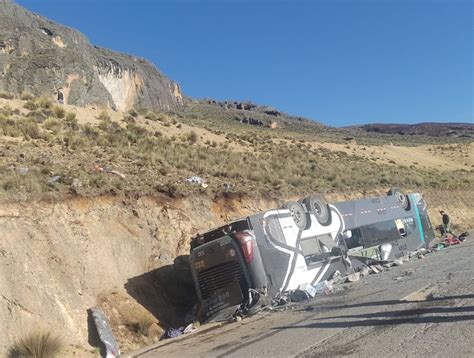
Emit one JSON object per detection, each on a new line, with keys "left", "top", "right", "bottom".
{"left": 18, "top": 167, "right": 29, "bottom": 176}
{"left": 88, "top": 308, "right": 120, "bottom": 358}
{"left": 186, "top": 176, "right": 204, "bottom": 184}
{"left": 370, "top": 264, "right": 384, "bottom": 273}
{"left": 162, "top": 327, "right": 183, "bottom": 339}
{"left": 359, "top": 266, "right": 371, "bottom": 278}
{"left": 393, "top": 259, "right": 404, "bottom": 266}
{"left": 312, "top": 280, "right": 333, "bottom": 295}
{"left": 186, "top": 175, "right": 208, "bottom": 188}
{"left": 47, "top": 175, "right": 61, "bottom": 186}
{"left": 330, "top": 270, "right": 343, "bottom": 283}
{"left": 289, "top": 289, "right": 310, "bottom": 302}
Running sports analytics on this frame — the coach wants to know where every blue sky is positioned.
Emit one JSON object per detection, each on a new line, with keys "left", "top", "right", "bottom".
{"left": 16, "top": 0, "right": 473, "bottom": 126}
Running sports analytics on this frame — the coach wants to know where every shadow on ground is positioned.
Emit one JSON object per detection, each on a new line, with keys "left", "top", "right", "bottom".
{"left": 276, "top": 294, "right": 474, "bottom": 330}
{"left": 125, "top": 255, "right": 197, "bottom": 328}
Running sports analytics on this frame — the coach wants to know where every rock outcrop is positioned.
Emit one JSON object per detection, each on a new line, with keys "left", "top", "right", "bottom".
{"left": 0, "top": 0, "right": 183, "bottom": 111}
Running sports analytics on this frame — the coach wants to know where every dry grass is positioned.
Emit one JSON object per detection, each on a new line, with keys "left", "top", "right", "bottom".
{"left": 8, "top": 331, "right": 63, "bottom": 358}
{"left": 0, "top": 99, "right": 472, "bottom": 199}
{"left": 129, "top": 313, "right": 155, "bottom": 337}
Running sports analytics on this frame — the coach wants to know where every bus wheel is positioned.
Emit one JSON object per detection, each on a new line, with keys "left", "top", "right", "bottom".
{"left": 282, "top": 201, "right": 307, "bottom": 229}
{"left": 302, "top": 195, "right": 331, "bottom": 225}
{"left": 387, "top": 187, "right": 410, "bottom": 210}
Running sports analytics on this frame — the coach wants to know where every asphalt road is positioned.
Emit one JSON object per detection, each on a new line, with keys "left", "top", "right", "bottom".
{"left": 130, "top": 234, "right": 474, "bottom": 358}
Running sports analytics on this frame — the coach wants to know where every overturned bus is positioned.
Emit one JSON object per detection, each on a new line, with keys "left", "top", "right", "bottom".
{"left": 189, "top": 188, "right": 435, "bottom": 320}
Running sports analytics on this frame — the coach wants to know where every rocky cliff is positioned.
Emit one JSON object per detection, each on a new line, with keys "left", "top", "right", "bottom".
{"left": 0, "top": 0, "right": 183, "bottom": 111}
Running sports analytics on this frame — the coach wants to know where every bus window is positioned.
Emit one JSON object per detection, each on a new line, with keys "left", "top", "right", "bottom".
{"left": 300, "top": 234, "right": 334, "bottom": 265}
{"left": 344, "top": 228, "right": 364, "bottom": 250}
{"left": 360, "top": 220, "right": 400, "bottom": 247}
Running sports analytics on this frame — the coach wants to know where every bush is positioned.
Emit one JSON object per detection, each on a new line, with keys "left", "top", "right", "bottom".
{"left": 20, "top": 92, "right": 35, "bottom": 101}
{"left": 128, "top": 313, "right": 155, "bottom": 337}
{"left": 186, "top": 130, "right": 198, "bottom": 144}
{"left": 52, "top": 106, "right": 65, "bottom": 119}
{"left": 8, "top": 331, "right": 63, "bottom": 358}
{"left": 18, "top": 117, "right": 41, "bottom": 139}
{"left": 144, "top": 111, "right": 157, "bottom": 121}
{"left": 23, "top": 101, "right": 38, "bottom": 111}
{"left": 65, "top": 112, "right": 78, "bottom": 130}
{"left": 0, "top": 92, "right": 14, "bottom": 99}
{"left": 97, "top": 110, "right": 110, "bottom": 121}
{"left": 43, "top": 117, "right": 62, "bottom": 134}
{"left": 37, "top": 96, "right": 52, "bottom": 109}
{"left": 128, "top": 108, "right": 138, "bottom": 117}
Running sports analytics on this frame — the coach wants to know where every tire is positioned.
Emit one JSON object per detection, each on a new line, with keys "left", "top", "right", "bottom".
{"left": 282, "top": 201, "right": 307, "bottom": 229}
{"left": 302, "top": 195, "right": 331, "bottom": 225}
{"left": 387, "top": 187, "right": 410, "bottom": 210}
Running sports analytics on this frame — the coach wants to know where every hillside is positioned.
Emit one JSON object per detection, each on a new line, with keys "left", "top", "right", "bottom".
{"left": 351, "top": 122, "right": 474, "bottom": 140}
{"left": 0, "top": 0, "right": 182, "bottom": 111}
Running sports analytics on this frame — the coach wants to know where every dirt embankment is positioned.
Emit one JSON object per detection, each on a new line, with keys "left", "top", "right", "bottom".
{"left": 0, "top": 188, "right": 472, "bottom": 355}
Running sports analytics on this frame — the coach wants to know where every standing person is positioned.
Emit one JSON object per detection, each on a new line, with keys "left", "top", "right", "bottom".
{"left": 439, "top": 211, "right": 451, "bottom": 234}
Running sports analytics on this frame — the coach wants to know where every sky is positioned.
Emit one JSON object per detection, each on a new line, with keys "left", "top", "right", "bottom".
{"left": 15, "top": 0, "right": 473, "bottom": 126}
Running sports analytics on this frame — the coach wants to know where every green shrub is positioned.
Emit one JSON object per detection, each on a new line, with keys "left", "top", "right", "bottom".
{"left": 8, "top": 331, "right": 62, "bottom": 358}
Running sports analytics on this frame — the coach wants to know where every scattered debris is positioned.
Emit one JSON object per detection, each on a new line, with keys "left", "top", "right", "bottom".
{"left": 346, "top": 272, "right": 360, "bottom": 283}
{"left": 330, "top": 270, "right": 343, "bottom": 282}
{"left": 89, "top": 308, "right": 121, "bottom": 358}
{"left": 94, "top": 164, "right": 126, "bottom": 179}
{"left": 393, "top": 258, "right": 404, "bottom": 266}
{"left": 47, "top": 175, "right": 61, "bottom": 187}
{"left": 370, "top": 264, "right": 384, "bottom": 273}
{"left": 18, "top": 167, "right": 28, "bottom": 176}
{"left": 359, "top": 266, "right": 371, "bottom": 278}
{"left": 186, "top": 175, "right": 208, "bottom": 188}
{"left": 162, "top": 322, "right": 198, "bottom": 340}
{"left": 186, "top": 175, "right": 204, "bottom": 184}
{"left": 71, "top": 178, "right": 82, "bottom": 189}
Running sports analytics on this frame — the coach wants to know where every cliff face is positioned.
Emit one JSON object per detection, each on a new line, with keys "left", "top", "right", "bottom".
{"left": 0, "top": 0, "right": 183, "bottom": 111}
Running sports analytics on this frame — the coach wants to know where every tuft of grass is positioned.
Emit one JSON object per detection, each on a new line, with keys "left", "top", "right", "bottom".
{"left": 0, "top": 92, "right": 14, "bottom": 99}
{"left": 129, "top": 313, "right": 155, "bottom": 337}
{"left": 128, "top": 108, "right": 139, "bottom": 117}
{"left": 43, "top": 117, "right": 62, "bottom": 134}
{"left": 97, "top": 110, "right": 111, "bottom": 121}
{"left": 20, "top": 92, "right": 35, "bottom": 101}
{"left": 37, "top": 96, "right": 52, "bottom": 109}
{"left": 8, "top": 331, "right": 63, "bottom": 358}
{"left": 144, "top": 111, "right": 157, "bottom": 121}
{"left": 23, "top": 101, "right": 38, "bottom": 111}
{"left": 52, "top": 106, "right": 65, "bottom": 119}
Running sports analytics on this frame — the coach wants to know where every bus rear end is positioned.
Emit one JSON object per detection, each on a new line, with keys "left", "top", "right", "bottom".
{"left": 190, "top": 220, "right": 257, "bottom": 321}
